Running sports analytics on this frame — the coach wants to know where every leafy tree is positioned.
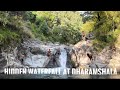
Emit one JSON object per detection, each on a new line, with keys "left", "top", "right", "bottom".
{"left": 30, "top": 11, "right": 83, "bottom": 44}
{"left": 81, "top": 11, "right": 120, "bottom": 51}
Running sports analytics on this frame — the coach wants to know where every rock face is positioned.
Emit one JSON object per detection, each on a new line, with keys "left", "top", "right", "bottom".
{"left": 46, "top": 45, "right": 70, "bottom": 68}
{"left": 70, "top": 41, "right": 93, "bottom": 68}
{"left": 0, "top": 39, "right": 71, "bottom": 69}
{"left": 30, "top": 47, "right": 45, "bottom": 55}
{"left": 23, "top": 55, "right": 49, "bottom": 67}
{"left": 0, "top": 49, "right": 26, "bottom": 73}
{"left": 1, "top": 37, "right": 120, "bottom": 74}
{"left": 46, "top": 52, "right": 60, "bottom": 68}
{"left": 20, "top": 40, "right": 62, "bottom": 68}
{"left": 70, "top": 37, "right": 120, "bottom": 75}
{"left": 64, "top": 47, "right": 73, "bottom": 68}
{"left": 0, "top": 53, "right": 7, "bottom": 73}
{"left": 108, "top": 48, "right": 120, "bottom": 72}
{"left": 70, "top": 40, "right": 115, "bottom": 69}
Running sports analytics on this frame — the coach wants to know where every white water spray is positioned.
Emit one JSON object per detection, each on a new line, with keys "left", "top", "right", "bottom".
{"left": 59, "top": 48, "right": 67, "bottom": 68}
{"left": 58, "top": 47, "right": 67, "bottom": 75}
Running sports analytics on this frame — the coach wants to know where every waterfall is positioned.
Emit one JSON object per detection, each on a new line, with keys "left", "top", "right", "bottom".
{"left": 59, "top": 48, "right": 67, "bottom": 68}
{"left": 58, "top": 47, "right": 67, "bottom": 75}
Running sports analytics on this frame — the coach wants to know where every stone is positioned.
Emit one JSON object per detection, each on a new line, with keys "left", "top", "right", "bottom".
{"left": 30, "top": 47, "right": 46, "bottom": 55}
{"left": 0, "top": 60, "right": 7, "bottom": 68}
{"left": 23, "top": 55, "right": 49, "bottom": 67}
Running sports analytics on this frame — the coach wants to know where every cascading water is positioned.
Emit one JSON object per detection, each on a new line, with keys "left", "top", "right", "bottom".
{"left": 59, "top": 48, "right": 67, "bottom": 68}
{"left": 58, "top": 47, "right": 67, "bottom": 76}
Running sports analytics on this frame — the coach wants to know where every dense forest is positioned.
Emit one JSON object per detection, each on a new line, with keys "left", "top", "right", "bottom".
{"left": 0, "top": 11, "right": 120, "bottom": 52}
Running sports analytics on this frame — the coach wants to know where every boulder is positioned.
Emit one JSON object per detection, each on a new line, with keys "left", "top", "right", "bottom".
{"left": 108, "top": 52, "right": 120, "bottom": 72}
{"left": 30, "top": 47, "right": 46, "bottom": 55}
{"left": 70, "top": 40, "right": 93, "bottom": 68}
{"left": 0, "top": 60, "right": 7, "bottom": 69}
{"left": 23, "top": 55, "right": 49, "bottom": 67}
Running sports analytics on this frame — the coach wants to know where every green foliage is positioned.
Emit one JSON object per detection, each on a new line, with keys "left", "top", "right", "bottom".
{"left": 81, "top": 21, "right": 95, "bottom": 34}
{"left": 0, "top": 27, "right": 20, "bottom": 48}
{"left": 23, "top": 11, "right": 36, "bottom": 23}
{"left": 0, "top": 11, "right": 35, "bottom": 49}
{"left": 81, "top": 11, "right": 120, "bottom": 52}
{"left": 1, "top": 11, "right": 120, "bottom": 52}
{"left": 30, "top": 11, "right": 83, "bottom": 44}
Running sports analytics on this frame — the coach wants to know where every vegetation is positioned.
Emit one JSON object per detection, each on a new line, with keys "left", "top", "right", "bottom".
{"left": 81, "top": 11, "right": 120, "bottom": 51}
{"left": 0, "top": 11, "right": 34, "bottom": 49}
{"left": 0, "top": 11, "right": 120, "bottom": 52}
{"left": 30, "top": 11, "right": 83, "bottom": 44}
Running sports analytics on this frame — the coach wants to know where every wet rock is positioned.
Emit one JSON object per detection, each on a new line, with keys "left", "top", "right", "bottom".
{"left": 14, "top": 39, "right": 69, "bottom": 68}
{"left": 0, "top": 60, "right": 7, "bottom": 68}
{"left": 89, "top": 62, "right": 108, "bottom": 68}
{"left": 30, "top": 47, "right": 46, "bottom": 55}
{"left": 46, "top": 47, "right": 67, "bottom": 68}
{"left": 23, "top": 55, "right": 49, "bottom": 67}
{"left": 46, "top": 56, "right": 60, "bottom": 68}
{"left": 66, "top": 48, "right": 73, "bottom": 68}
{"left": 70, "top": 41, "right": 93, "bottom": 68}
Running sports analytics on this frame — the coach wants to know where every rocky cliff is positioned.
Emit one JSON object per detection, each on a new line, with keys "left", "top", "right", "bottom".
{"left": 0, "top": 37, "right": 120, "bottom": 74}
{"left": 0, "top": 39, "right": 72, "bottom": 73}
{"left": 70, "top": 38, "right": 120, "bottom": 73}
